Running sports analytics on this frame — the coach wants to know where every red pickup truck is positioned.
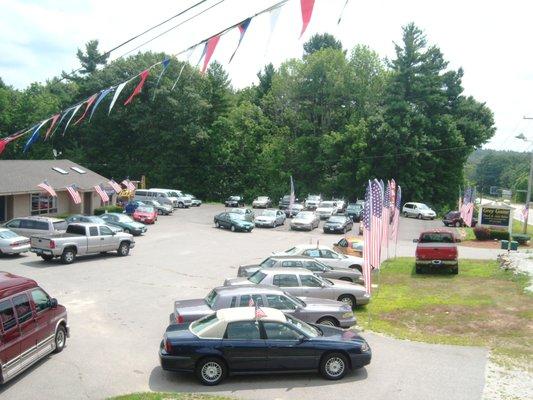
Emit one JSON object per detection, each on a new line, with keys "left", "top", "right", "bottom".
{"left": 414, "top": 230, "right": 459, "bottom": 274}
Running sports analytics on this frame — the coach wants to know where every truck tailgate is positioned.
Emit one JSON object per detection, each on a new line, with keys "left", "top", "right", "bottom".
{"left": 416, "top": 243, "right": 457, "bottom": 260}
{"left": 31, "top": 236, "right": 54, "bottom": 249}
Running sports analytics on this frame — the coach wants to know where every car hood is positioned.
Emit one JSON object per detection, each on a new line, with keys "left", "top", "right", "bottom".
{"left": 256, "top": 216, "right": 275, "bottom": 222}
{"left": 292, "top": 218, "right": 313, "bottom": 223}
{"left": 233, "top": 219, "right": 254, "bottom": 227}
{"left": 1, "top": 235, "right": 30, "bottom": 245}
{"left": 107, "top": 225, "right": 123, "bottom": 233}
{"left": 316, "top": 207, "right": 334, "bottom": 213}
{"left": 129, "top": 221, "right": 146, "bottom": 229}
{"left": 311, "top": 325, "right": 367, "bottom": 345}
{"left": 327, "top": 278, "right": 366, "bottom": 291}
{"left": 300, "top": 297, "right": 352, "bottom": 312}
{"left": 224, "top": 277, "right": 251, "bottom": 286}
{"left": 174, "top": 299, "right": 212, "bottom": 315}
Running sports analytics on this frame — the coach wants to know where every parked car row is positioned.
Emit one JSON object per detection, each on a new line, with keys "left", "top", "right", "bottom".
{"left": 161, "top": 241, "right": 371, "bottom": 385}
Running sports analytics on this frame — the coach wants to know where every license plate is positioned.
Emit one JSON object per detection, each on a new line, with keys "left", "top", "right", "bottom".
{"left": 329, "top": 228, "right": 334, "bottom": 231}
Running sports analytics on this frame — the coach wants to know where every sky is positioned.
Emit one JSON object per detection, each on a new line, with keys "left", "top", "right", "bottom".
{"left": 1, "top": 0, "right": 532, "bottom": 151}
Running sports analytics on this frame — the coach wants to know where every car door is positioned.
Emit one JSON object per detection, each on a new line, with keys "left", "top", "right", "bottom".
{"left": 99, "top": 225, "right": 117, "bottom": 251}
{"left": 0, "top": 299, "right": 20, "bottom": 374}
{"left": 12, "top": 293, "right": 39, "bottom": 366}
{"left": 29, "top": 288, "right": 55, "bottom": 347}
{"left": 262, "top": 321, "right": 318, "bottom": 371}
{"left": 298, "top": 274, "right": 327, "bottom": 298}
{"left": 272, "top": 274, "right": 303, "bottom": 296}
{"left": 276, "top": 211, "right": 285, "bottom": 225}
{"left": 85, "top": 226, "right": 101, "bottom": 254}
{"left": 221, "top": 321, "right": 267, "bottom": 372}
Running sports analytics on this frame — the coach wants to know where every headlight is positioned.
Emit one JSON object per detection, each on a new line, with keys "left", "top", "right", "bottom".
{"left": 361, "top": 341, "right": 370, "bottom": 352}
{"left": 342, "top": 312, "right": 354, "bottom": 318}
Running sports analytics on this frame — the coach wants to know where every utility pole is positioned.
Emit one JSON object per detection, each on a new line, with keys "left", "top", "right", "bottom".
{"left": 517, "top": 122, "right": 533, "bottom": 233}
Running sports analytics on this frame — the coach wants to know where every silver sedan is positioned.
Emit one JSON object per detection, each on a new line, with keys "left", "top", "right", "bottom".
{"left": 290, "top": 211, "right": 320, "bottom": 231}
{"left": 0, "top": 228, "right": 30, "bottom": 255}
{"left": 225, "top": 267, "right": 370, "bottom": 309}
{"left": 254, "top": 209, "right": 286, "bottom": 228}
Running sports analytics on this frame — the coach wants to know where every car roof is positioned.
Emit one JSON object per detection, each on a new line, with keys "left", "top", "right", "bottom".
{"left": 216, "top": 307, "right": 286, "bottom": 323}
{"left": 14, "top": 216, "right": 64, "bottom": 222}
{"left": 266, "top": 255, "right": 314, "bottom": 260}
{"left": 262, "top": 267, "right": 313, "bottom": 275}
{"left": 214, "top": 284, "right": 283, "bottom": 296}
{"left": 344, "top": 236, "right": 363, "bottom": 242}
{"left": 293, "top": 244, "right": 331, "bottom": 250}
{"left": 68, "top": 222, "right": 102, "bottom": 228}
{"left": 0, "top": 271, "right": 38, "bottom": 298}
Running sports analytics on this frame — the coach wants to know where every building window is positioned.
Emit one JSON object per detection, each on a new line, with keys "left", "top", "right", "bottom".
{"left": 31, "top": 193, "right": 57, "bottom": 215}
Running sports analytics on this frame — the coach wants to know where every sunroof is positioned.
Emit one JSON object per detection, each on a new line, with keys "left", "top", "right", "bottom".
{"left": 71, "top": 167, "right": 86, "bottom": 174}
{"left": 52, "top": 167, "right": 69, "bottom": 175}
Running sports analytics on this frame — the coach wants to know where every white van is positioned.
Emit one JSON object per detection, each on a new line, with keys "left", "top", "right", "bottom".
{"left": 135, "top": 189, "right": 176, "bottom": 208}
{"left": 149, "top": 188, "right": 191, "bottom": 208}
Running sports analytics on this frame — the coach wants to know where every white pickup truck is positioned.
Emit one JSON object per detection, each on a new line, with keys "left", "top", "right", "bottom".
{"left": 30, "top": 223, "right": 135, "bottom": 264}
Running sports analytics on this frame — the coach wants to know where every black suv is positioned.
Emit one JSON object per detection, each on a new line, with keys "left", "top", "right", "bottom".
{"left": 224, "top": 196, "right": 245, "bottom": 207}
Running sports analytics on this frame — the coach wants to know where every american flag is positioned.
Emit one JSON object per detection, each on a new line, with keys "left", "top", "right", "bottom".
{"left": 289, "top": 175, "right": 295, "bottom": 211}
{"left": 362, "top": 182, "right": 373, "bottom": 294}
{"left": 66, "top": 184, "right": 82, "bottom": 204}
{"left": 254, "top": 303, "right": 266, "bottom": 319}
{"left": 391, "top": 186, "right": 402, "bottom": 242}
{"left": 382, "top": 181, "right": 390, "bottom": 249}
{"left": 248, "top": 297, "right": 255, "bottom": 307}
{"left": 94, "top": 183, "right": 109, "bottom": 203}
{"left": 122, "top": 179, "right": 135, "bottom": 191}
{"left": 37, "top": 180, "right": 57, "bottom": 197}
{"left": 371, "top": 180, "right": 383, "bottom": 269}
{"left": 108, "top": 179, "right": 122, "bottom": 194}
{"left": 522, "top": 203, "right": 530, "bottom": 223}
{"left": 461, "top": 187, "right": 475, "bottom": 227}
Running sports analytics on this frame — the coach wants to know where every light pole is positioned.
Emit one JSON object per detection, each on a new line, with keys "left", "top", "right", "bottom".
{"left": 516, "top": 132, "right": 532, "bottom": 233}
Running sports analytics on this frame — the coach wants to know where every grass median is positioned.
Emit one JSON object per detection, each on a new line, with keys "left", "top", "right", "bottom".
{"left": 108, "top": 393, "right": 234, "bottom": 400}
{"left": 358, "top": 257, "right": 532, "bottom": 368}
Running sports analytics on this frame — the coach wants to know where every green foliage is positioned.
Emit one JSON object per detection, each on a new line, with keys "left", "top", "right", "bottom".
{"left": 94, "top": 205, "right": 123, "bottom": 215}
{"left": 0, "top": 27, "right": 495, "bottom": 207}
{"left": 512, "top": 234, "right": 530, "bottom": 244}
{"left": 489, "top": 229, "right": 510, "bottom": 241}
{"left": 74, "top": 39, "right": 109, "bottom": 75}
{"left": 473, "top": 226, "right": 491, "bottom": 240}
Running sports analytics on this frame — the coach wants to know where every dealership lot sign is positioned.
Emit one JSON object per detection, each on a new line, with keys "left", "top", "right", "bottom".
{"left": 478, "top": 202, "right": 513, "bottom": 231}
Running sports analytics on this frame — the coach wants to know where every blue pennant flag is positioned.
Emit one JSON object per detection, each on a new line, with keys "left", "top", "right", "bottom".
{"left": 23, "top": 122, "right": 45, "bottom": 153}
{"left": 89, "top": 87, "right": 114, "bottom": 121}
{"left": 152, "top": 58, "right": 171, "bottom": 100}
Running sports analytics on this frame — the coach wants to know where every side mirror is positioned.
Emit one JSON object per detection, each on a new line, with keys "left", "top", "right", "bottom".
{"left": 413, "top": 239, "right": 419, "bottom": 243}
{"left": 50, "top": 298, "right": 58, "bottom": 308}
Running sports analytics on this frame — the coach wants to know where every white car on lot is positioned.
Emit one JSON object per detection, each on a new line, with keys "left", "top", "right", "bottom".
{"left": 0, "top": 228, "right": 30, "bottom": 255}
{"left": 274, "top": 244, "right": 363, "bottom": 272}
{"left": 316, "top": 201, "right": 338, "bottom": 220}
{"left": 252, "top": 196, "right": 272, "bottom": 208}
{"left": 254, "top": 209, "right": 286, "bottom": 227}
{"left": 402, "top": 202, "right": 436, "bottom": 220}
{"left": 290, "top": 211, "right": 320, "bottom": 231}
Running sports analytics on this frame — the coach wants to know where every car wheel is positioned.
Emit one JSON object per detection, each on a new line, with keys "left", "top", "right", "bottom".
{"left": 349, "top": 264, "right": 362, "bottom": 274}
{"left": 215, "top": 221, "right": 220, "bottom": 228}
{"left": 124, "top": 228, "right": 131, "bottom": 234}
{"left": 157, "top": 209, "right": 163, "bottom": 215}
{"left": 53, "top": 325, "right": 67, "bottom": 353}
{"left": 417, "top": 214, "right": 422, "bottom": 219}
{"left": 451, "top": 266, "right": 459, "bottom": 274}
{"left": 196, "top": 357, "right": 226, "bottom": 386}
{"left": 317, "top": 317, "right": 339, "bottom": 327}
{"left": 41, "top": 254, "right": 54, "bottom": 261}
{"left": 338, "top": 294, "right": 356, "bottom": 310}
{"left": 61, "top": 249, "right": 76, "bottom": 264}
{"left": 320, "top": 352, "right": 348, "bottom": 380}
{"left": 230, "top": 225, "right": 236, "bottom": 232}
{"left": 117, "top": 242, "right": 130, "bottom": 257}
{"left": 415, "top": 265, "right": 422, "bottom": 274}
{"left": 339, "top": 277, "right": 353, "bottom": 282}
{"left": 454, "top": 221, "right": 461, "bottom": 227}
{"left": 403, "top": 212, "right": 408, "bottom": 217}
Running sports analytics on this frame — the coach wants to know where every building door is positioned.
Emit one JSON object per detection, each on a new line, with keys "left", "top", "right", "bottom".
{"left": 83, "top": 192, "right": 92, "bottom": 215}
{"left": 0, "top": 196, "right": 5, "bottom": 222}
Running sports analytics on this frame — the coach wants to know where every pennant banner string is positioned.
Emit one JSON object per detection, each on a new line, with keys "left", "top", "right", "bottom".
{"left": 337, "top": 0, "right": 350, "bottom": 25}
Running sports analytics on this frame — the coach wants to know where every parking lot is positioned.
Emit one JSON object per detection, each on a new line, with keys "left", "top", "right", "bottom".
{"left": 0, "top": 204, "right": 490, "bottom": 400}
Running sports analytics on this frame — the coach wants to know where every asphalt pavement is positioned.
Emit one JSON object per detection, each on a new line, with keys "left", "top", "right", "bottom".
{"left": 0, "top": 204, "right": 490, "bottom": 400}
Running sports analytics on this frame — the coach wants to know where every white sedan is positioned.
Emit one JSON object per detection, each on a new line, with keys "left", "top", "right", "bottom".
{"left": 0, "top": 228, "right": 30, "bottom": 255}
{"left": 274, "top": 244, "right": 363, "bottom": 272}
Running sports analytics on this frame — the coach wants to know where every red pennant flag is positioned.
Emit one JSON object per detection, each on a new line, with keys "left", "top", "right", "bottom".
{"left": 73, "top": 94, "right": 98, "bottom": 126}
{"left": 0, "top": 130, "right": 26, "bottom": 156}
{"left": 124, "top": 70, "right": 150, "bottom": 105}
{"left": 44, "top": 113, "right": 61, "bottom": 140}
{"left": 300, "top": 0, "right": 315, "bottom": 38}
{"left": 201, "top": 35, "right": 221, "bottom": 74}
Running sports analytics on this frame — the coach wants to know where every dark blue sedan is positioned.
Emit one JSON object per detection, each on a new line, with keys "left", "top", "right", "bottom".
{"left": 159, "top": 307, "right": 371, "bottom": 385}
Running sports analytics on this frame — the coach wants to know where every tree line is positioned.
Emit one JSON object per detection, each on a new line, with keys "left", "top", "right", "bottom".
{"left": 0, "top": 24, "right": 495, "bottom": 209}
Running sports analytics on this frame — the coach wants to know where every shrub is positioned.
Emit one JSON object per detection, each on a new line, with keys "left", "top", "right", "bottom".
{"left": 94, "top": 205, "right": 123, "bottom": 215}
{"left": 512, "top": 234, "right": 530, "bottom": 245}
{"left": 473, "top": 227, "right": 490, "bottom": 240}
{"left": 489, "top": 229, "right": 510, "bottom": 241}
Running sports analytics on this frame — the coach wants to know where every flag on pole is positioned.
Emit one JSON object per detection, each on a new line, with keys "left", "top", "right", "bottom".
{"left": 361, "top": 181, "right": 372, "bottom": 294}
{"left": 108, "top": 179, "right": 122, "bottom": 194}
{"left": 122, "top": 179, "right": 135, "bottom": 191}
{"left": 299, "top": 0, "right": 315, "bottom": 38}
{"left": 254, "top": 302, "right": 266, "bottom": 319}
{"left": 124, "top": 69, "right": 150, "bottom": 105}
{"left": 248, "top": 297, "right": 255, "bottom": 307}
{"left": 289, "top": 175, "right": 295, "bottom": 210}
{"left": 391, "top": 186, "right": 402, "bottom": 242}
{"left": 229, "top": 18, "right": 252, "bottom": 63}
{"left": 371, "top": 180, "right": 384, "bottom": 269}
{"left": 522, "top": 202, "right": 529, "bottom": 223}
{"left": 382, "top": 181, "right": 390, "bottom": 249}
{"left": 94, "top": 184, "right": 110, "bottom": 202}
{"left": 201, "top": 35, "right": 221, "bottom": 74}
{"left": 73, "top": 93, "right": 98, "bottom": 125}
{"left": 37, "top": 180, "right": 57, "bottom": 197}
{"left": 66, "top": 184, "right": 82, "bottom": 204}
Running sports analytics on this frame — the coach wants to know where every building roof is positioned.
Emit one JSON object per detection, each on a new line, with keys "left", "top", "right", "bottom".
{"left": 0, "top": 159, "right": 110, "bottom": 195}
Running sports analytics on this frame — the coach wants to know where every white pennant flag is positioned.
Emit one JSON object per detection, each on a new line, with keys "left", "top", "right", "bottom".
{"left": 62, "top": 103, "right": 83, "bottom": 136}
{"left": 108, "top": 79, "right": 131, "bottom": 115}
{"left": 265, "top": 7, "right": 282, "bottom": 55}
{"left": 172, "top": 48, "right": 194, "bottom": 91}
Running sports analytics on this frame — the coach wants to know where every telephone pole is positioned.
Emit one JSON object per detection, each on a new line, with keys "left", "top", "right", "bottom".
{"left": 517, "top": 120, "right": 533, "bottom": 233}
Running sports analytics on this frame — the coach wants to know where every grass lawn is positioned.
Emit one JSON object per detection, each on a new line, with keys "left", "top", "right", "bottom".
{"left": 108, "top": 394, "right": 234, "bottom": 400}
{"left": 512, "top": 218, "right": 533, "bottom": 235}
{"left": 359, "top": 258, "right": 532, "bottom": 368}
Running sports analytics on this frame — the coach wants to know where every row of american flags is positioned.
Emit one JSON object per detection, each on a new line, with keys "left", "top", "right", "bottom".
{"left": 36, "top": 179, "right": 136, "bottom": 205}
{"left": 459, "top": 187, "right": 475, "bottom": 227}
{"left": 362, "top": 179, "right": 402, "bottom": 295}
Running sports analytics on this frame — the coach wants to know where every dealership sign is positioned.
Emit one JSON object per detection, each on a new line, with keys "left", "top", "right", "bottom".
{"left": 478, "top": 202, "right": 513, "bottom": 231}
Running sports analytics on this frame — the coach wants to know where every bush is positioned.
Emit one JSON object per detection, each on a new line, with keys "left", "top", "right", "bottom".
{"left": 473, "top": 227, "right": 491, "bottom": 240}
{"left": 489, "top": 229, "right": 510, "bottom": 241}
{"left": 512, "top": 234, "right": 530, "bottom": 245}
{"left": 94, "top": 205, "right": 123, "bottom": 215}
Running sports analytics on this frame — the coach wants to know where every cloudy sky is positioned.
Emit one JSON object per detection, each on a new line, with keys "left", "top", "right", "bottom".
{"left": 1, "top": 0, "right": 532, "bottom": 150}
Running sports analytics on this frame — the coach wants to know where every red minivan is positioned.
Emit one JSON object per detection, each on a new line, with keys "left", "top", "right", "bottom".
{"left": 0, "top": 271, "right": 68, "bottom": 384}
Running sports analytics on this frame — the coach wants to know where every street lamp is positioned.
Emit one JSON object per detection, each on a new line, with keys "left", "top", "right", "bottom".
{"left": 515, "top": 133, "right": 532, "bottom": 233}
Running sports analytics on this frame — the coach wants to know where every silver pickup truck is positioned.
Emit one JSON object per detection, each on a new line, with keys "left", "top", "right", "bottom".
{"left": 30, "top": 223, "right": 135, "bottom": 264}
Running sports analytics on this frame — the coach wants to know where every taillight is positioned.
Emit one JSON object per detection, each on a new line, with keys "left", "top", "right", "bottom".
{"left": 164, "top": 337, "right": 172, "bottom": 353}
{"left": 175, "top": 313, "right": 184, "bottom": 324}
{"left": 49, "top": 240, "right": 56, "bottom": 249}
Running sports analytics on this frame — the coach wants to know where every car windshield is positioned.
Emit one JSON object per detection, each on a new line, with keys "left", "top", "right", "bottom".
{"left": 204, "top": 289, "right": 218, "bottom": 309}
{"left": 86, "top": 216, "right": 105, "bottom": 224}
{"left": 229, "top": 196, "right": 240, "bottom": 200}
{"left": 420, "top": 233, "right": 454, "bottom": 243}
{"left": 116, "top": 214, "right": 134, "bottom": 223}
{"left": 319, "top": 201, "right": 335, "bottom": 208}
{"left": 248, "top": 271, "right": 267, "bottom": 284}
{"left": 262, "top": 210, "right": 276, "bottom": 217}
{"left": 190, "top": 313, "right": 219, "bottom": 336}
{"left": 418, "top": 204, "right": 429, "bottom": 210}
{"left": 285, "top": 292, "right": 306, "bottom": 307}
{"left": 351, "top": 241, "right": 363, "bottom": 251}
{"left": 229, "top": 213, "right": 245, "bottom": 221}
{"left": 137, "top": 206, "right": 154, "bottom": 213}
{"left": 0, "top": 230, "right": 18, "bottom": 239}
{"left": 150, "top": 200, "right": 162, "bottom": 207}
{"left": 328, "top": 216, "right": 345, "bottom": 223}
{"left": 257, "top": 196, "right": 268, "bottom": 201}
{"left": 286, "top": 314, "right": 320, "bottom": 337}
{"left": 308, "top": 195, "right": 320, "bottom": 200}
{"left": 260, "top": 258, "right": 277, "bottom": 268}
{"left": 295, "top": 212, "right": 313, "bottom": 220}
{"left": 53, "top": 221, "right": 68, "bottom": 231}
{"left": 168, "top": 191, "right": 179, "bottom": 197}
{"left": 347, "top": 204, "right": 361, "bottom": 211}
{"left": 230, "top": 208, "right": 244, "bottom": 214}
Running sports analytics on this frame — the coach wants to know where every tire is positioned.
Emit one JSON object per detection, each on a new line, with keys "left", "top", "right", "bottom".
{"left": 117, "top": 242, "right": 130, "bottom": 257}
{"left": 230, "top": 225, "right": 236, "bottom": 232}
{"left": 349, "top": 264, "right": 362, "bottom": 273}
{"left": 404, "top": 212, "right": 409, "bottom": 217}
{"left": 196, "top": 357, "right": 227, "bottom": 386}
{"left": 53, "top": 325, "right": 67, "bottom": 353}
{"left": 343, "top": 227, "right": 347, "bottom": 234}
{"left": 317, "top": 317, "right": 339, "bottom": 327}
{"left": 454, "top": 221, "right": 461, "bottom": 227}
{"left": 339, "top": 277, "right": 353, "bottom": 282}
{"left": 157, "top": 209, "right": 163, "bottom": 215}
{"left": 61, "top": 248, "right": 76, "bottom": 264}
{"left": 124, "top": 228, "right": 131, "bottom": 234}
{"left": 338, "top": 294, "right": 356, "bottom": 310}
{"left": 415, "top": 265, "right": 422, "bottom": 274}
{"left": 178, "top": 202, "right": 184, "bottom": 208}
{"left": 320, "top": 352, "right": 348, "bottom": 380}
{"left": 417, "top": 214, "right": 422, "bottom": 219}
{"left": 451, "top": 266, "right": 459, "bottom": 274}
{"left": 41, "top": 254, "right": 54, "bottom": 261}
